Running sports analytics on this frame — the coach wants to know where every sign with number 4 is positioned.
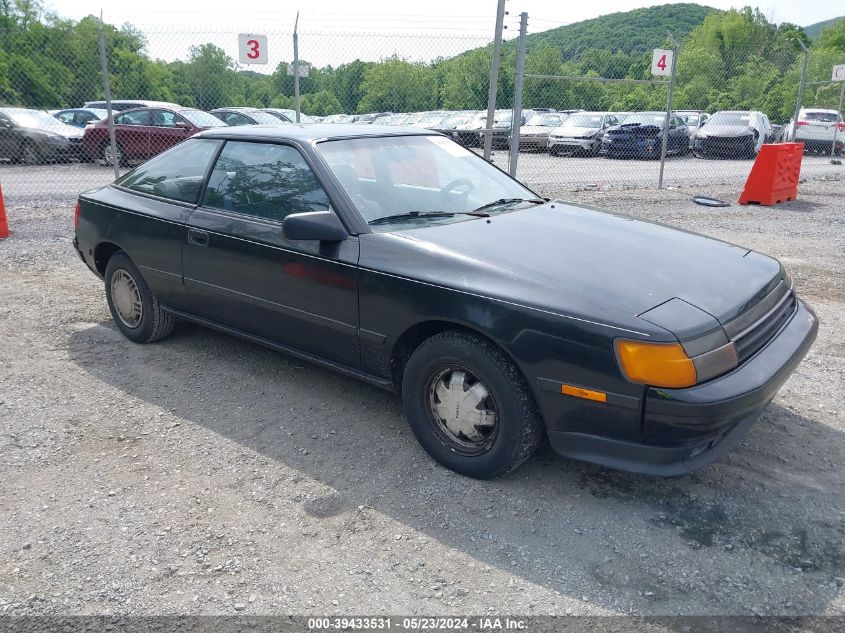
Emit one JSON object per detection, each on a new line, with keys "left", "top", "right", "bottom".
{"left": 651, "top": 49, "right": 673, "bottom": 77}
{"left": 238, "top": 33, "right": 268, "bottom": 65}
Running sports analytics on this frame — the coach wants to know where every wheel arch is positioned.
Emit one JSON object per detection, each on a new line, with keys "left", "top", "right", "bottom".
{"left": 389, "top": 319, "right": 529, "bottom": 396}
{"left": 93, "top": 241, "right": 127, "bottom": 276}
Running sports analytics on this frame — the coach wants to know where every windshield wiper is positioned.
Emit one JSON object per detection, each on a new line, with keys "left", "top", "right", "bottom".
{"left": 472, "top": 197, "right": 545, "bottom": 213}
{"left": 368, "top": 210, "right": 489, "bottom": 226}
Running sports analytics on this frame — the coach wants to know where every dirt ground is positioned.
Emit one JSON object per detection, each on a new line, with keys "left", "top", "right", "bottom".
{"left": 0, "top": 179, "right": 843, "bottom": 616}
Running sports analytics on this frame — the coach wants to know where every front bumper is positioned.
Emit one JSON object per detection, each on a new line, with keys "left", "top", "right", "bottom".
{"left": 600, "top": 139, "right": 659, "bottom": 158}
{"left": 548, "top": 299, "right": 818, "bottom": 476}
{"left": 693, "top": 136, "right": 755, "bottom": 158}
{"left": 549, "top": 137, "right": 596, "bottom": 152}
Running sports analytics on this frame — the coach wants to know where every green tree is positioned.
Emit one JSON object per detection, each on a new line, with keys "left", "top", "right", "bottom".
{"left": 357, "top": 56, "right": 435, "bottom": 113}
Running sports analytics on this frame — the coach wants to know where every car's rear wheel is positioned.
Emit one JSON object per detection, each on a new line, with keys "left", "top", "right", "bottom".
{"left": 102, "top": 141, "right": 125, "bottom": 167}
{"left": 104, "top": 252, "right": 175, "bottom": 344}
{"left": 18, "top": 141, "right": 41, "bottom": 165}
{"left": 401, "top": 330, "right": 543, "bottom": 479}
{"left": 549, "top": 145, "right": 560, "bottom": 157}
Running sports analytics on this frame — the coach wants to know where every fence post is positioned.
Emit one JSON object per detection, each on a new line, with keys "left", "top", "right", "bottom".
{"left": 98, "top": 12, "right": 120, "bottom": 180}
{"left": 792, "top": 39, "right": 809, "bottom": 140}
{"left": 832, "top": 80, "right": 844, "bottom": 160}
{"left": 483, "top": 0, "right": 506, "bottom": 161}
{"left": 508, "top": 12, "right": 527, "bottom": 177}
{"left": 657, "top": 32, "right": 678, "bottom": 190}
{"left": 293, "top": 12, "right": 301, "bottom": 123}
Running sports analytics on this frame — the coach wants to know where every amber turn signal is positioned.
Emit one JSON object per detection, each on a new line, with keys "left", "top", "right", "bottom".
{"left": 614, "top": 340, "right": 697, "bottom": 388}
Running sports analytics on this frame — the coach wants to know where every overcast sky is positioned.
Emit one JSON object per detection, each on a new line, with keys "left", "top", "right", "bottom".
{"left": 42, "top": 0, "right": 843, "bottom": 70}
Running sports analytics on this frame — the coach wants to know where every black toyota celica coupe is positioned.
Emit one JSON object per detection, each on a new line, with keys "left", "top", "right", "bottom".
{"left": 73, "top": 124, "right": 818, "bottom": 479}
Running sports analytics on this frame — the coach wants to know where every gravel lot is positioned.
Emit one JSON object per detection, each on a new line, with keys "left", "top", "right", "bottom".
{"left": 0, "top": 178, "right": 844, "bottom": 617}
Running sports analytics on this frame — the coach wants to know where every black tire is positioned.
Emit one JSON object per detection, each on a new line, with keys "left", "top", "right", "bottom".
{"left": 549, "top": 145, "right": 559, "bottom": 157}
{"left": 104, "top": 252, "right": 175, "bottom": 344}
{"left": 101, "top": 140, "right": 125, "bottom": 167}
{"left": 401, "top": 330, "right": 543, "bottom": 479}
{"left": 17, "top": 140, "right": 41, "bottom": 165}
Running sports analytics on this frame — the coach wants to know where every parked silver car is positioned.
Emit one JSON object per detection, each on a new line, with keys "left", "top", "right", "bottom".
{"left": 548, "top": 112, "right": 620, "bottom": 156}
{"left": 784, "top": 108, "right": 844, "bottom": 154}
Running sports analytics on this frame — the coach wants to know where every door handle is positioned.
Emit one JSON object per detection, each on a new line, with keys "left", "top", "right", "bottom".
{"left": 187, "top": 229, "right": 209, "bottom": 247}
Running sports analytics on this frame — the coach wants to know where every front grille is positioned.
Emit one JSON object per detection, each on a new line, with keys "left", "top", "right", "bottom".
{"left": 724, "top": 278, "right": 796, "bottom": 363}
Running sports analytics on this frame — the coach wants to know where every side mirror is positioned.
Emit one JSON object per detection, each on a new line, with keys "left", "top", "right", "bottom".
{"left": 283, "top": 210, "right": 347, "bottom": 242}
{"left": 175, "top": 121, "right": 191, "bottom": 129}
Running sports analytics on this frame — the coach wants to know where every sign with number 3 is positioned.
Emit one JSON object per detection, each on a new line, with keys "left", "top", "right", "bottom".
{"left": 651, "top": 49, "right": 673, "bottom": 77}
{"left": 238, "top": 34, "right": 268, "bottom": 65}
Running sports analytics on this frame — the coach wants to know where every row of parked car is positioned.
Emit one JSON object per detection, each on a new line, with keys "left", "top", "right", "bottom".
{"left": 0, "top": 98, "right": 841, "bottom": 166}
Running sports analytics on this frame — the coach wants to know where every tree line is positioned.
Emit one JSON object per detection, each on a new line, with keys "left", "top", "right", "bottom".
{"left": 1, "top": 1, "right": 843, "bottom": 123}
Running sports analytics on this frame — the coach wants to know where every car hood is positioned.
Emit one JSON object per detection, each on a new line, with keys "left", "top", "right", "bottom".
{"left": 606, "top": 124, "right": 662, "bottom": 136}
{"left": 520, "top": 126, "right": 553, "bottom": 134}
{"left": 698, "top": 125, "right": 754, "bottom": 138}
{"left": 552, "top": 126, "right": 600, "bottom": 137}
{"left": 25, "top": 124, "right": 83, "bottom": 139}
{"left": 360, "top": 202, "right": 782, "bottom": 336}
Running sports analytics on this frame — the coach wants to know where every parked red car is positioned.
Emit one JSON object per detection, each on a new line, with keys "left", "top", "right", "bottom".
{"left": 82, "top": 106, "right": 227, "bottom": 165}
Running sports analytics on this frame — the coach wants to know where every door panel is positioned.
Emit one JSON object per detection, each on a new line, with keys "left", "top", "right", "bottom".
{"left": 148, "top": 109, "right": 192, "bottom": 158}
{"left": 183, "top": 209, "right": 360, "bottom": 366}
{"left": 114, "top": 110, "right": 151, "bottom": 158}
{"left": 181, "top": 139, "right": 360, "bottom": 366}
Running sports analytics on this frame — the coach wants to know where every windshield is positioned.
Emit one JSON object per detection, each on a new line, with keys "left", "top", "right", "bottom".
{"left": 273, "top": 109, "right": 316, "bottom": 123}
{"left": 802, "top": 111, "right": 840, "bottom": 123}
{"left": 181, "top": 109, "right": 228, "bottom": 128}
{"left": 679, "top": 113, "right": 700, "bottom": 125}
{"left": 317, "top": 135, "right": 537, "bottom": 229}
{"left": 6, "top": 109, "right": 69, "bottom": 129}
{"left": 708, "top": 112, "right": 751, "bottom": 127}
{"left": 525, "top": 114, "right": 562, "bottom": 127}
{"left": 440, "top": 113, "right": 472, "bottom": 128}
{"left": 246, "top": 110, "right": 286, "bottom": 125}
{"left": 621, "top": 113, "right": 665, "bottom": 127}
{"left": 563, "top": 114, "right": 604, "bottom": 128}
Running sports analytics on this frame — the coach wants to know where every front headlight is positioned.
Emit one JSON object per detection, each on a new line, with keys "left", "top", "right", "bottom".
{"left": 602, "top": 134, "right": 611, "bottom": 142}
{"left": 615, "top": 339, "right": 738, "bottom": 388}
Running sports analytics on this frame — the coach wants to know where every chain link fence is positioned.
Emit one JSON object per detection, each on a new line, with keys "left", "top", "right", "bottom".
{"left": 0, "top": 6, "right": 842, "bottom": 202}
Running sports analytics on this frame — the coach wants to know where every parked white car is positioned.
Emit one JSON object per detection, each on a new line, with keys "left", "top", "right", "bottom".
{"left": 784, "top": 108, "right": 844, "bottom": 155}
{"left": 548, "top": 112, "right": 620, "bottom": 156}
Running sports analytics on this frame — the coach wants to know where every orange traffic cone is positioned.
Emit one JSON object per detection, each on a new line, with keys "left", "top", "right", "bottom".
{"left": 0, "top": 183, "right": 8, "bottom": 239}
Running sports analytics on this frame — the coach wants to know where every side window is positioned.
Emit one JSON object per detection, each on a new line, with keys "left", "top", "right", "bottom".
{"left": 117, "top": 138, "right": 221, "bottom": 203}
{"left": 115, "top": 110, "right": 151, "bottom": 126}
{"left": 56, "top": 112, "right": 75, "bottom": 124}
{"left": 150, "top": 109, "right": 183, "bottom": 128}
{"left": 203, "top": 141, "right": 330, "bottom": 221}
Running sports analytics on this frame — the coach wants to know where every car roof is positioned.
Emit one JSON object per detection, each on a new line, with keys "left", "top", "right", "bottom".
{"left": 196, "top": 123, "right": 440, "bottom": 142}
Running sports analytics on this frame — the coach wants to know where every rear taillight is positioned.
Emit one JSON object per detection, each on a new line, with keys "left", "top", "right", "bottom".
{"left": 796, "top": 121, "right": 809, "bottom": 127}
{"left": 838, "top": 123, "right": 845, "bottom": 132}
{"left": 74, "top": 202, "right": 80, "bottom": 227}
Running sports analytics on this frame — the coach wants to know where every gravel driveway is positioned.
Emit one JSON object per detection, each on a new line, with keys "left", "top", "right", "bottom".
{"left": 0, "top": 180, "right": 843, "bottom": 617}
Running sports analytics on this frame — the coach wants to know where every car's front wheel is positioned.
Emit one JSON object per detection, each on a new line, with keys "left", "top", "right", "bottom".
{"left": 401, "top": 330, "right": 543, "bottom": 479}
{"left": 104, "top": 252, "right": 175, "bottom": 344}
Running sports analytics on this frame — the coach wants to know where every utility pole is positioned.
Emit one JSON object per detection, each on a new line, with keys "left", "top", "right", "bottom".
{"left": 657, "top": 31, "right": 678, "bottom": 190}
{"left": 792, "top": 38, "right": 809, "bottom": 140}
{"left": 293, "top": 12, "right": 301, "bottom": 123}
{"left": 483, "top": 0, "right": 506, "bottom": 161}
{"left": 508, "top": 12, "right": 527, "bottom": 177}
{"left": 98, "top": 10, "right": 120, "bottom": 179}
